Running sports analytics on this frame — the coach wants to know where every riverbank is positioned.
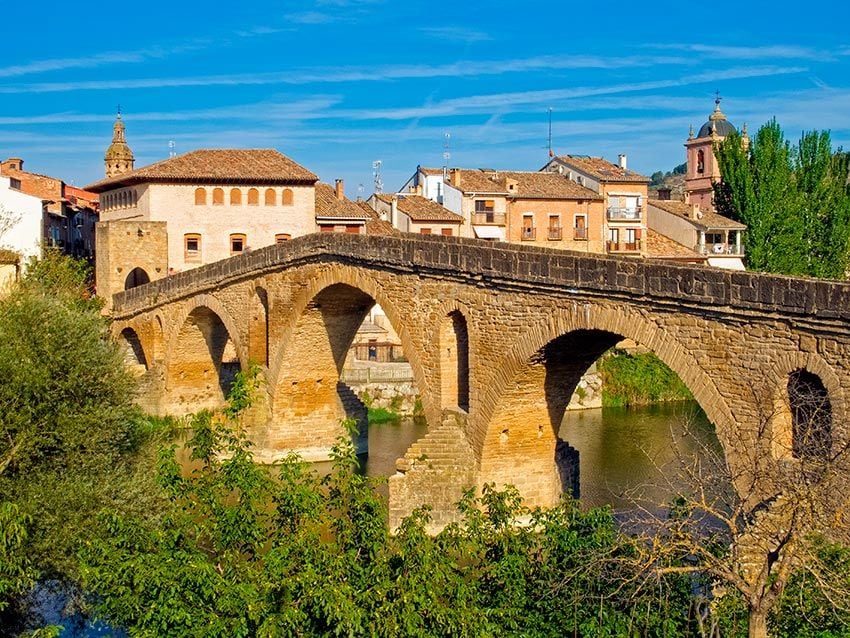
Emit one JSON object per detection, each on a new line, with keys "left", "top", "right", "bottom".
{"left": 597, "top": 349, "right": 693, "bottom": 407}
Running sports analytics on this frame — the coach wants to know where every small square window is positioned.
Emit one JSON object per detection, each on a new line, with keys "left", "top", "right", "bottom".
{"left": 230, "top": 233, "right": 246, "bottom": 255}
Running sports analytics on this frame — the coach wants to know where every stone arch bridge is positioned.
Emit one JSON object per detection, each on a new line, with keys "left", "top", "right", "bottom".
{"left": 110, "top": 233, "right": 850, "bottom": 528}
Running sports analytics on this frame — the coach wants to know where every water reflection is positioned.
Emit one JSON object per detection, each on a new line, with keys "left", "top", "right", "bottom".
{"left": 559, "top": 401, "right": 722, "bottom": 511}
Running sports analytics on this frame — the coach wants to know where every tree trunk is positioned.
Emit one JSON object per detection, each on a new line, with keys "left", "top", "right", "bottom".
{"left": 748, "top": 607, "right": 769, "bottom": 638}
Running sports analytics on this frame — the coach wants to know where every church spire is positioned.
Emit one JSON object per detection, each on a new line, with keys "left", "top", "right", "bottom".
{"left": 104, "top": 109, "right": 135, "bottom": 178}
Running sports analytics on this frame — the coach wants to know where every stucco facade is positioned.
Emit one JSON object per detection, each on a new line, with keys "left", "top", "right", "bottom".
{"left": 0, "top": 174, "right": 43, "bottom": 265}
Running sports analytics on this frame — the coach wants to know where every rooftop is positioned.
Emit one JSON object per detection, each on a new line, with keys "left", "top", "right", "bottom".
{"left": 85, "top": 149, "right": 318, "bottom": 192}
{"left": 550, "top": 155, "right": 651, "bottom": 184}
{"left": 648, "top": 199, "right": 746, "bottom": 231}
{"left": 355, "top": 201, "right": 398, "bottom": 236}
{"left": 644, "top": 228, "right": 705, "bottom": 261}
{"left": 315, "top": 182, "right": 370, "bottom": 220}
{"left": 498, "top": 171, "right": 602, "bottom": 200}
{"left": 376, "top": 194, "right": 465, "bottom": 222}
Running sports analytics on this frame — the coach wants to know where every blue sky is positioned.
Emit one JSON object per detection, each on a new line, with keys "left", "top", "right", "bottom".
{"left": 2, "top": 0, "right": 849, "bottom": 195}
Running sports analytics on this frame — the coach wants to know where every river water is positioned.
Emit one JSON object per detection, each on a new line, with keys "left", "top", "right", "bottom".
{"left": 356, "top": 401, "right": 720, "bottom": 511}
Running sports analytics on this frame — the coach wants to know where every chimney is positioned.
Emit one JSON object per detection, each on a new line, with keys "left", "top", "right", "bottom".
{"left": 390, "top": 195, "right": 398, "bottom": 229}
{"left": 450, "top": 168, "right": 461, "bottom": 188}
{"left": 415, "top": 183, "right": 423, "bottom": 196}
{"left": 618, "top": 154, "right": 627, "bottom": 170}
{"left": 334, "top": 179, "right": 344, "bottom": 201}
{"left": 691, "top": 204, "right": 701, "bottom": 220}
{"left": 1, "top": 158, "right": 23, "bottom": 173}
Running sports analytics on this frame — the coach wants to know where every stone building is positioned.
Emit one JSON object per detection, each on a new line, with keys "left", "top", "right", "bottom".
{"left": 541, "top": 154, "right": 650, "bottom": 257}
{"left": 684, "top": 96, "right": 749, "bottom": 212}
{"left": 315, "top": 180, "right": 371, "bottom": 233}
{"left": 0, "top": 157, "right": 99, "bottom": 263}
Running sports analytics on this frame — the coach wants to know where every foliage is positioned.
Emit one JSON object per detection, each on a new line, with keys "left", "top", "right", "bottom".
{"left": 0, "top": 253, "right": 168, "bottom": 630}
{"left": 0, "top": 504, "right": 36, "bottom": 614}
{"left": 714, "top": 121, "right": 850, "bottom": 278}
{"left": 650, "top": 162, "right": 687, "bottom": 186}
{"left": 598, "top": 349, "right": 693, "bottom": 407}
{"left": 367, "top": 406, "right": 401, "bottom": 424}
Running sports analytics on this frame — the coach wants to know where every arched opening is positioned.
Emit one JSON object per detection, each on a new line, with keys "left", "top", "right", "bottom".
{"left": 247, "top": 188, "right": 259, "bottom": 205}
{"left": 194, "top": 188, "right": 206, "bottom": 205}
{"left": 281, "top": 188, "right": 293, "bottom": 205}
{"left": 248, "top": 286, "right": 269, "bottom": 366}
{"left": 787, "top": 368, "right": 832, "bottom": 460}
{"left": 119, "top": 327, "right": 147, "bottom": 369}
{"left": 480, "top": 328, "right": 723, "bottom": 511}
{"left": 212, "top": 188, "right": 224, "bottom": 205}
{"left": 264, "top": 188, "right": 276, "bottom": 206}
{"left": 269, "top": 283, "right": 424, "bottom": 468}
{"left": 440, "top": 310, "right": 469, "bottom": 412}
{"left": 124, "top": 267, "right": 150, "bottom": 290}
{"left": 230, "top": 188, "right": 242, "bottom": 205}
{"left": 164, "top": 306, "right": 242, "bottom": 415}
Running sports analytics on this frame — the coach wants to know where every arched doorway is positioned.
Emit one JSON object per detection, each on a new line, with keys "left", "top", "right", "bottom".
{"left": 124, "top": 267, "right": 150, "bottom": 290}
{"left": 440, "top": 310, "right": 469, "bottom": 412}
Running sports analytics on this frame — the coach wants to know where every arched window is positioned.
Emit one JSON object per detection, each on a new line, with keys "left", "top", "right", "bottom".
{"left": 281, "top": 188, "right": 293, "bottom": 205}
{"left": 194, "top": 188, "right": 206, "bottom": 205}
{"left": 697, "top": 150, "right": 705, "bottom": 174}
{"left": 247, "top": 188, "right": 259, "bottom": 205}
{"left": 230, "top": 188, "right": 242, "bottom": 205}
{"left": 212, "top": 188, "right": 224, "bottom": 205}
{"left": 265, "top": 188, "right": 276, "bottom": 206}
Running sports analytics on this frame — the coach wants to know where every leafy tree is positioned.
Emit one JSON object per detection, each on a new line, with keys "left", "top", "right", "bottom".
{"left": 714, "top": 120, "right": 850, "bottom": 278}
{"left": 0, "top": 253, "right": 166, "bottom": 630}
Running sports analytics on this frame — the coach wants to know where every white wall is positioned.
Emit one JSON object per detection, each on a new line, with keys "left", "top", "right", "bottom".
{"left": 0, "top": 176, "right": 43, "bottom": 263}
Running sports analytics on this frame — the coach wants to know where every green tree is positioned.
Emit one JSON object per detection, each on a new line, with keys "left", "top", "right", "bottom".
{"left": 715, "top": 121, "right": 850, "bottom": 278}
{"left": 0, "top": 253, "right": 166, "bottom": 629}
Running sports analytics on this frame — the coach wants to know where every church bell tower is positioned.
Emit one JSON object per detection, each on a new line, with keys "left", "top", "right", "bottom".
{"left": 104, "top": 110, "right": 135, "bottom": 178}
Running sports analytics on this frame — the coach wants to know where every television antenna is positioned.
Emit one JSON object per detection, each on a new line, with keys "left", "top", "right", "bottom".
{"left": 442, "top": 132, "right": 451, "bottom": 181}
{"left": 168, "top": 140, "right": 176, "bottom": 158}
{"left": 372, "top": 160, "right": 383, "bottom": 194}
{"left": 547, "top": 107, "right": 554, "bottom": 158}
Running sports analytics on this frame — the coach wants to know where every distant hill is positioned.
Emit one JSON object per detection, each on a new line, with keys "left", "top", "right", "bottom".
{"left": 648, "top": 163, "right": 686, "bottom": 200}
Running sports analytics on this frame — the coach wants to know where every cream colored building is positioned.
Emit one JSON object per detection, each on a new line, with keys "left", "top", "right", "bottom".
{"left": 368, "top": 193, "right": 464, "bottom": 236}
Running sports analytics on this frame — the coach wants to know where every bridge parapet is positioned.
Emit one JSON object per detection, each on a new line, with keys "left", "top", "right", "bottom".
{"left": 111, "top": 232, "right": 850, "bottom": 325}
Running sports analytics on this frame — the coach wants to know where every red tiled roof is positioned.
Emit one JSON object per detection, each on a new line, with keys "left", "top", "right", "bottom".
{"left": 85, "top": 149, "right": 318, "bottom": 192}
{"left": 355, "top": 201, "right": 398, "bottom": 236}
{"left": 648, "top": 199, "right": 746, "bottom": 230}
{"left": 644, "top": 229, "right": 705, "bottom": 261}
{"left": 315, "top": 182, "right": 370, "bottom": 220}
{"left": 375, "top": 194, "right": 464, "bottom": 222}
{"left": 552, "top": 155, "right": 651, "bottom": 184}
{"left": 499, "top": 171, "right": 602, "bottom": 200}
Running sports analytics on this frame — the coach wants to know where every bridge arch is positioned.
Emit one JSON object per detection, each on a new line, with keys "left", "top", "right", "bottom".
{"left": 475, "top": 303, "right": 735, "bottom": 508}
{"left": 439, "top": 309, "right": 470, "bottom": 413}
{"left": 161, "top": 295, "right": 246, "bottom": 415}
{"left": 117, "top": 326, "right": 148, "bottom": 369}
{"left": 264, "top": 266, "right": 430, "bottom": 460}
{"left": 766, "top": 351, "right": 845, "bottom": 462}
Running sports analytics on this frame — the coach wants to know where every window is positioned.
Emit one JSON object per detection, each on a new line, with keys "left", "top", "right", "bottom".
{"left": 230, "top": 188, "right": 242, "bottom": 205}
{"left": 697, "top": 150, "right": 705, "bottom": 174}
{"left": 441, "top": 228, "right": 453, "bottom": 236}
{"left": 230, "top": 233, "right": 246, "bottom": 255}
{"left": 625, "top": 228, "right": 636, "bottom": 243}
{"left": 420, "top": 228, "right": 432, "bottom": 235}
{"left": 281, "top": 188, "right": 294, "bottom": 205}
{"left": 573, "top": 215, "right": 586, "bottom": 240}
{"left": 521, "top": 214, "right": 535, "bottom": 240}
{"left": 184, "top": 233, "right": 201, "bottom": 261}
{"left": 345, "top": 225, "right": 361, "bottom": 234}
{"left": 319, "top": 224, "right": 334, "bottom": 232}
{"left": 265, "top": 188, "right": 277, "bottom": 206}
{"left": 475, "top": 199, "right": 494, "bottom": 213}
{"left": 247, "top": 188, "right": 259, "bottom": 205}
{"left": 608, "top": 228, "right": 619, "bottom": 243}
{"left": 706, "top": 232, "right": 723, "bottom": 244}
{"left": 275, "top": 233, "right": 291, "bottom": 243}
{"left": 212, "top": 188, "right": 224, "bottom": 205}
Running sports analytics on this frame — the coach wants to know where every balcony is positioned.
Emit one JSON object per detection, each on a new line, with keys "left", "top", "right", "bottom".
{"left": 547, "top": 226, "right": 563, "bottom": 241}
{"left": 473, "top": 212, "right": 507, "bottom": 225}
{"left": 696, "top": 242, "right": 745, "bottom": 256}
{"left": 573, "top": 227, "right": 587, "bottom": 240}
{"left": 607, "top": 206, "right": 642, "bottom": 221}
{"left": 607, "top": 240, "right": 643, "bottom": 254}
{"left": 521, "top": 227, "right": 536, "bottom": 241}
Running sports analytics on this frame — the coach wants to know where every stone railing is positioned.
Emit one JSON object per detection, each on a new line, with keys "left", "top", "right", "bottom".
{"left": 110, "top": 232, "right": 850, "bottom": 324}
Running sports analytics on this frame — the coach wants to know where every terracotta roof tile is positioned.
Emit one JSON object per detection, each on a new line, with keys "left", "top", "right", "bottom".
{"left": 355, "top": 201, "right": 398, "bottom": 236}
{"left": 376, "top": 194, "right": 464, "bottom": 222}
{"left": 648, "top": 199, "right": 746, "bottom": 230}
{"left": 85, "top": 149, "right": 318, "bottom": 192}
{"left": 499, "top": 171, "right": 602, "bottom": 200}
{"left": 552, "top": 155, "right": 651, "bottom": 184}
{"left": 315, "top": 182, "right": 370, "bottom": 220}
{"left": 645, "top": 229, "right": 705, "bottom": 260}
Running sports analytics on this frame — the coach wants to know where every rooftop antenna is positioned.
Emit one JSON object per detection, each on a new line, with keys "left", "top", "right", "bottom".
{"left": 357, "top": 183, "right": 365, "bottom": 200}
{"left": 168, "top": 140, "right": 176, "bottom": 158}
{"left": 547, "top": 107, "right": 554, "bottom": 158}
{"left": 442, "top": 132, "right": 451, "bottom": 182}
{"left": 372, "top": 160, "right": 383, "bottom": 195}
